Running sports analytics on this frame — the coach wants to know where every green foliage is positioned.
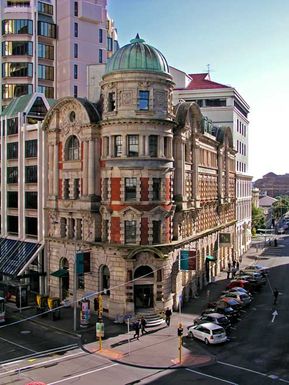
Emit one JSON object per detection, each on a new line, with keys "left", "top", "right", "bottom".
{"left": 252, "top": 204, "right": 266, "bottom": 231}
{"left": 272, "top": 195, "right": 289, "bottom": 219}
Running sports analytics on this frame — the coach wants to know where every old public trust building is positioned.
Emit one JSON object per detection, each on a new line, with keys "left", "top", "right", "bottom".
{"left": 44, "top": 36, "right": 236, "bottom": 318}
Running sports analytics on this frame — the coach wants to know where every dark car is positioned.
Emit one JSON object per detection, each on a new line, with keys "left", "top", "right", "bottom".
{"left": 211, "top": 298, "right": 242, "bottom": 314}
{"left": 226, "top": 279, "right": 253, "bottom": 293}
{"left": 202, "top": 305, "right": 239, "bottom": 322}
{"left": 192, "top": 312, "right": 231, "bottom": 331}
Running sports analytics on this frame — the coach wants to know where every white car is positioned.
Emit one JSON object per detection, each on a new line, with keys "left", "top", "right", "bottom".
{"left": 187, "top": 322, "right": 227, "bottom": 345}
{"left": 242, "top": 265, "right": 268, "bottom": 274}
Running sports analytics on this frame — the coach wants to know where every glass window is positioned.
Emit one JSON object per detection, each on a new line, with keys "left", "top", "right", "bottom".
{"left": 7, "top": 215, "right": 18, "bottom": 235}
{"left": 74, "top": 1, "right": 78, "bottom": 16}
{"left": 7, "top": 142, "right": 18, "bottom": 159}
{"left": 99, "top": 49, "right": 103, "bottom": 63}
{"left": 7, "top": 191, "right": 18, "bottom": 208}
{"left": 152, "top": 178, "right": 161, "bottom": 200}
{"left": 2, "top": 41, "right": 33, "bottom": 56}
{"left": 108, "top": 92, "right": 115, "bottom": 111}
{"left": 66, "top": 135, "right": 79, "bottom": 160}
{"left": 37, "top": 85, "right": 54, "bottom": 98}
{"left": 25, "top": 139, "right": 37, "bottom": 158}
{"left": 138, "top": 90, "right": 149, "bottom": 110}
{"left": 74, "top": 43, "right": 78, "bottom": 58}
{"left": 127, "top": 135, "right": 139, "bottom": 157}
{"left": 7, "top": 118, "right": 18, "bottom": 135}
{"left": 7, "top": 167, "right": 18, "bottom": 183}
{"left": 99, "top": 29, "right": 103, "bottom": 43}
{"left": 74, "top": 64, "right": 78, "bottom": 79}
{"left": 152, "top": 220, "right": 161, "bottom": 244}
{"left": 38, "top": 43, "right": 54, "bottom": 59}
{"left": 2, "top": 62, "right": 33, "bottom": 77}
{"left": 103, "top": 178, "right": 109, "bottom": 200}
{"left": 149, "top": 135, "right": 158, "bottom": 157}
{"left": 103, "top": 220, "right": 109, "bottom": 242}
{"left": 74, "top": 178, "right": 80, "bottom": 199}
{"left": 125, "top": 220, "right": 136, "bottom": 244}
{"left": 38, "top": 64, "right": 54, "bottom": 80}
{"left": 2, "top": 84, "right": 32, "bottom": 99}
{"left": 38, "top": 21, "right": 56, "bottom": 38}
{"left": 25, "top": 217, "right": 38, "bottom": 237}
{"left": 74, "top": 22, "right": 78, "bottom": 37}
{"left": 25, "top": 165, "right": 37, "bottom": 183}
{"left": 164, "top": 136, "right": 170, "bottom": 157}
{"left": 114, "top": 135, "right": 122, "bottom": 157}
{"left": 100, "top": 265, "right": 110, "bottom": 294}
{"left": 38, "top": 2, "right": 53, "bottom": 15}
{"left": 74, "top": 85, "right": 78, "bottom": 98}
{"left": 64, "top": 179, "right": 70, "bottom": 199}
{"left": 25, "top": 191, "right": 37, "bottom": 209}
{"left": 107, "top": 37, "right": 113, "bottom": 51}
{"left": 125, "top": 177, "right": 137, "bottom": 201}
{"left": 2, "top": 19, "right": 33, "bottom": 35}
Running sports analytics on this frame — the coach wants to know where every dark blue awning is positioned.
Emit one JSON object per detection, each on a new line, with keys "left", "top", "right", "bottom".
{"left": 0, "top": 238, "right": 43, "bottom": 277}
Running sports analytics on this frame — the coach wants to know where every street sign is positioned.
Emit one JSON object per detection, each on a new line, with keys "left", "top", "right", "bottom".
{"left": 272, "top": 310, "right": 278, "bottom": 323}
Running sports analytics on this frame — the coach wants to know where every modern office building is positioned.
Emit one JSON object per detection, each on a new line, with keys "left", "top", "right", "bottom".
{"left": 0, "top": 93, "right": 55, "bottom": 295}
{"left": 171, "top": 69, "right": 251, "bottom": 259}
{"left": 0, "top": 0, "right": 118, "bottom": 110}
{"left": 44, "top": 36, "right": 236, "bottom": 319}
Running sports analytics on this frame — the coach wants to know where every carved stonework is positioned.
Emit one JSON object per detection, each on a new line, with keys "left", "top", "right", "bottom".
{"left": 154, "top": 90, "right": 166, "bottom": 108}
{"left": 121, "top": 90, "right": 133, "bottom": 106}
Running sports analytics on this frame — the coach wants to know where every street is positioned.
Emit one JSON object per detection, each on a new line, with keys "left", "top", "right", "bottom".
{"left": 0, "top": 237, "right": 289, "bottom": 384}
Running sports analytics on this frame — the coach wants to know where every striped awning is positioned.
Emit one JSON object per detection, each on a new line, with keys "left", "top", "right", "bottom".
{"left": 0, "top": 238, "right": 43, "bottom": 277}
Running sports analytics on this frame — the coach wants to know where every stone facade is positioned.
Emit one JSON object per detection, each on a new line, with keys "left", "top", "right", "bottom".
{"left": 43, "top": 39, "right": 236, "bottom": 319}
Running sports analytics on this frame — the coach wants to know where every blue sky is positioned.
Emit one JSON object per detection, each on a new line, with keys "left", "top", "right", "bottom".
{"left": 108, "top": 0, "right": 289, "bottom": 181}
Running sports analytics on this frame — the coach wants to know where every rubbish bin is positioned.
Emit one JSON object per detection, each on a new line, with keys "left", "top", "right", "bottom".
{"left": 47, "top": 297, "right": 61, "bottom": 321}
{"left": 35, "top": 294, "right": 48, "bottom": 313}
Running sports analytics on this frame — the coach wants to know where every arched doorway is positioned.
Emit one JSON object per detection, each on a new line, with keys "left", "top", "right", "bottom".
{"left": 60, "top": 258, "right": 69, "bottom": 300}
{"left": 134, "top": 265, "right": 154, "bottom": 309}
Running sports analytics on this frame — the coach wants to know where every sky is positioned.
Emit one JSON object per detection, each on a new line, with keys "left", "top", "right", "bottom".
{"left": 108, "top": 0, "right": 289, "bottom": 181}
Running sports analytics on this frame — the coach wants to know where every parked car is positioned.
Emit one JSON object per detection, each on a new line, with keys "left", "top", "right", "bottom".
{"left": 220, "top": 292, "right": 252, "bottom": 307}
{"left": 187, "top": 322, "right": 227, "bottom": 344}
{"left": 236, "top": 271, "right": 266, "bottom": 286}
{"left": 202, "top": 305, "right": 238, "bottom": 322}
{"left": 242, "top": 265, "right": 268, "bottom": 275}
{"left": 222, "top": 287, "right": 252, "bottom": 297}
{"left": 227, "top": 279, "right": 254, "bottom": 293}
{"left": 192, "top": 313, "right": 231, "bottom": 331}
{"left": 216, "top": 298, "right": 242, "bottom": 313}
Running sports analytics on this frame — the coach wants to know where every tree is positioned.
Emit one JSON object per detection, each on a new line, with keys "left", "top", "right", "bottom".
{"left": 272, "top": 195, "right": 289, "bottom": 220}
{"left": 252, "top": 204, "right": 266, "bottom": 233}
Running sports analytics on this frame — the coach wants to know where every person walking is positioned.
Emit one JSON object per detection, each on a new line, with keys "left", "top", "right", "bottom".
{"left": 133, "top": 320, "right": 140, "bottom": 340}
{"left": 236, "top": 261, "right": 240, "bottom": 270}
{"left": 227, "top": 267, "right": 231, "bottom": 279}
{"left": 273, "top": 288, "right": 279, "bottom": 305}
{"left": 231, "top": 266, "right": 237, "bottom": 278}
{"left": 165, "top": 307, "right": 172, "bottom": 326}
{"left": 140, "top": 316, "right": 147, "bottom": 335}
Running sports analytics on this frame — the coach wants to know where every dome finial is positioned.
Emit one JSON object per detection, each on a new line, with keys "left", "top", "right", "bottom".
{"left": 130, "top": 33, "right": 145, "bottom": 44}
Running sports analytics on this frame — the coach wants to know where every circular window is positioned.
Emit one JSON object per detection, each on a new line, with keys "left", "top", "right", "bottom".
{"left": 69, "top": 111, "right": 76, "bottom": 122}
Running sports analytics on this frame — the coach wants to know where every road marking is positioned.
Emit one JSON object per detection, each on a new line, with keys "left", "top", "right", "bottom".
{"left": 186, "top": 368, "right": 238, "bottom": 384}
{"left": 0, "top": 335, "right": 36, "bottom": 353}
{"left": 47, "top": 363, "right": 119, "bottom": 384}
{"left": 272, "top": 310, "right": 278, "bottom": 322}
{"left": 217, "top": 360, "right": 289, "bottom": 383}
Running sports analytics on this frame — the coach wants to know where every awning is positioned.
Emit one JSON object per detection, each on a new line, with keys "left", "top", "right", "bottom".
{"left": 206, "top": 255, "right": 217, "bottom": 262}
{"left": 50, "top": 269, "right": 69, "bottom": 278}
{"left": 0, "top": 238, "right": 43, "bottom": 277}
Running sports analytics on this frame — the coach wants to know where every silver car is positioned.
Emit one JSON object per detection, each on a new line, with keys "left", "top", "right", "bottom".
{"left": 187, "top": 322, "right": 227, "bottom": 345}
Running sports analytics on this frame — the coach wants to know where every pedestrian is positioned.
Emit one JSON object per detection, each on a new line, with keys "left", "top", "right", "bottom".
{"left": 236, "top": 261, "right": 240, "bottom": 270}
{"left": 140, "top": 316, "right": 147, "bottom": 335}
{"left": 232, "top": 260, "right": 236, "bottom": 268}
{"left": 231, "top": 266, "right": 237, "bottom": 278}
{"left": 228, "top": 261, "right": 232, "bottom": 270}
{"left": 165, "top": 307, "right": 172, "bottom": 326}
{"left": 133, "top": 320, "right": 140, "bottom": 340}
{"left": 227, "top": 267, "right": 231, "bottom": 279}
{"left": 273, "top": 288, "right": 279, "bottom": 305}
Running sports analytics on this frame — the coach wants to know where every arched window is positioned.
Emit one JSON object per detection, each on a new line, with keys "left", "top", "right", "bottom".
{"left": 100, "top": 265, "right": 110, "bottom": 295}
{"left": 66, "top": 135, "right": 79, "bottom": 160}
{"left": 134, "top": 265, "right": 154, "bottom": 279}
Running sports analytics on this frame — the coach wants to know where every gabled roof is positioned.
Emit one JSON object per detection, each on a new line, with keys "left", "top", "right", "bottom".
{"left": 177, "top": 73, "right": 230, "bottom": 90}
{"left": 259, "top": 195, "right": 277, "bottom": 207}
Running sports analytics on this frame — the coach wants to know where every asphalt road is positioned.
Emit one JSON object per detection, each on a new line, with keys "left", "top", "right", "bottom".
{"left": 1, "top": 237, "right": 289, "bottom": 384}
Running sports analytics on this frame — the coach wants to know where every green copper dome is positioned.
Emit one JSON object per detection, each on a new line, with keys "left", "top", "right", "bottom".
{"left": 105, "top": 34, "right": 170, "bottom": 75}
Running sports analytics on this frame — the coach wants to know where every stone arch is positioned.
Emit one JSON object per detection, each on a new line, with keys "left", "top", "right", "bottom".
{"left": 133, "top": 264, "right": 155, "bottom": 309}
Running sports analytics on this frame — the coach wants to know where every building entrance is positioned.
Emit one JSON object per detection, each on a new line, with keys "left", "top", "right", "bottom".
{"left": 134, "top": 284, "right": 153, "bottom": 308}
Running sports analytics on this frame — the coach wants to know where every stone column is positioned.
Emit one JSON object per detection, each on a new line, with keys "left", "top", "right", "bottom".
{"left": 48, "top": 145, "right": 53, "bottom": 196}
{"left": 83, "top": 141, "right": 88, "bottom": 196}
{"left": 53, "top": 143, "right": 59, "bottom": 197}
{"left": 88, "top": 139, "right": 95, "bottom": 195}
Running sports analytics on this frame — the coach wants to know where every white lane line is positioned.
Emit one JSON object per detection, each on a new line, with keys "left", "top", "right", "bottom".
{"left": 0, "top": 351, "right": 86, "bottom": 376}
{"left": 186, "top": 368, "right": 238, "bottom": 385}
{"left": 217, "top": 361, "right": 289, "bottom": 383}
{"left": 0, "top": 336, "right": 36, "bottom": 353}
{"left": 47, "top": 363, "right": 119, "bottom": 385}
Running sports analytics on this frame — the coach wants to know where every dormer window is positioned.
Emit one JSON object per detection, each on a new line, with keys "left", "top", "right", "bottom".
{"left": 108, "top": 92, "right": 116, "bottom": 111}
{"left": 138, "top": 90, "right": 149, "bottom": 110}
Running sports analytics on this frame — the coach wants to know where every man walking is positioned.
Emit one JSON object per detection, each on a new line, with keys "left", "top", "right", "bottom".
{"left": 133, "top": 320, "right": 140, "bottom": 340}
{"left": 140, "top": 316, "right": 147, "bottom": 335}
{"left": 165, "top": 307, "right": 172, "bottom": 326}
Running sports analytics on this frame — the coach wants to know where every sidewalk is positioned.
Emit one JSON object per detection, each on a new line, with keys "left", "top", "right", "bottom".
{"left": 6, "top": 243, "right": 267, "bottom": 369}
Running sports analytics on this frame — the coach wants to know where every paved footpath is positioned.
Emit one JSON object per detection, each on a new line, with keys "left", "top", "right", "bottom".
{"left": 6, "top": 242, "right": 270, "bottom": 369}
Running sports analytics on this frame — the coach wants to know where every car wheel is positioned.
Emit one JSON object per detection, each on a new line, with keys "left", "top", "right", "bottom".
{"left": 188, "top": 331, "right": 193, "bottom": 338}
{"left": 204, "top": 338, "right": 209, "bottom": 345}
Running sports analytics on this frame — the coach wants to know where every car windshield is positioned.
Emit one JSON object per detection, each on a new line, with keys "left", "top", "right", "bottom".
{"left": 213, "top": 328, "right": 224, "bottom": 335}
{"left": 218, "top": 317, "right": 228, "bottom": 323}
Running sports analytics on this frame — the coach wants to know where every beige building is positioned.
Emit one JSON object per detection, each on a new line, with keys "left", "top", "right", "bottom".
{"left": 43, "top": 36, "right": 236, "bottom": 318}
